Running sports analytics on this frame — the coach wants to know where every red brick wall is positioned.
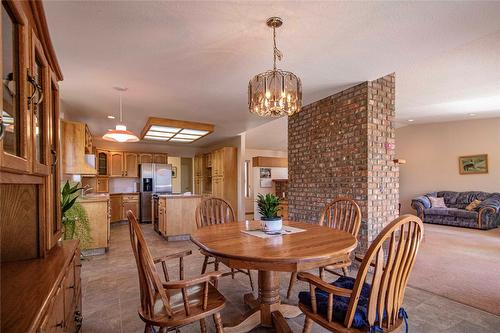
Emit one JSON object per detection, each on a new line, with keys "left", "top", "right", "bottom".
{"left": 288, "top": 74, "right": 398, "bottom": 253}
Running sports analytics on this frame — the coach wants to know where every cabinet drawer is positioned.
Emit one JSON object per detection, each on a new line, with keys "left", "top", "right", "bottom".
{"left": 38, "top": 285, "right": 64, "bottom": 333}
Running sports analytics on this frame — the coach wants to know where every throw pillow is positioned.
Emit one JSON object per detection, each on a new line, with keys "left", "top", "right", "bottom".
{"left": 465, "top": 199, "right": 482, "bottom": 211}
{"left": 429, "top": 196, "right": 447, "bottom": 208}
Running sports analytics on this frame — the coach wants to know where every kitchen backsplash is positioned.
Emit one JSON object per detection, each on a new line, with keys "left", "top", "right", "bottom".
{"left": 109, "top": 178, "right": 139, "bottom": 193}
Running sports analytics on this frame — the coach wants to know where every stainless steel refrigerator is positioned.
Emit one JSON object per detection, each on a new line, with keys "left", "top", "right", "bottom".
{"left": 139, "top": 163, "right": 172, "bottom": 223}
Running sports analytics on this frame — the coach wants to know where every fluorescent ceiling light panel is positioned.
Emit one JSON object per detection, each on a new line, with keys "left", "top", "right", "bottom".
{"left": 170, "top": 138, "right": 194, "bottom": 142}
{"left": 180, "top": 129, "right": 209, "bottom": 136}
{"left": 146, "top": 131, "right": 175, "bottom": 137}
{"left": 150, "top": 125, "right": 181, "bottom": 133}
{"left": 141, "top": 118, "right": 214, "bottom": 144}
{"left": 174, "top": 133, "right": 202, "bottom": 139}
{"left": 144, "top": 135, "right": 170, "bottom": 141}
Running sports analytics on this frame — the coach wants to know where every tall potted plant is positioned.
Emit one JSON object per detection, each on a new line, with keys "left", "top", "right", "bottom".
{"left": 256, "top": 193, "right": 282, "bottom": 232}
{"left": 61, "top": 181, "right": 92, "bottom": 248}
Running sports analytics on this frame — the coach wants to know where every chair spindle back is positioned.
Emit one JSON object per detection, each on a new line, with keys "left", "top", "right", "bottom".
{"left": 127, "top": 210, "right": 172, "bottom": 318}
{"left": 195, "top": 197, "right": 235, "bottom": 229}
{"left": 344, "top": 214, "right": 424, "bottom": 330}
{"left": 320, "top": 197, "right": 362, "bottom": 237}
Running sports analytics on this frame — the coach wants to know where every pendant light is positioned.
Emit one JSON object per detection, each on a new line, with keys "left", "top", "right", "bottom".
{"left": 103, "top": 87, "right": 139, "bottom": 143}
{"left": 248, "top": 17, "right": 302, "bottom": 117}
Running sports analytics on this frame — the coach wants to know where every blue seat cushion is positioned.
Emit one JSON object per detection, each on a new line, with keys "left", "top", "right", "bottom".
{"left": 298, "top": 276, "right": 372, "bottom": 328}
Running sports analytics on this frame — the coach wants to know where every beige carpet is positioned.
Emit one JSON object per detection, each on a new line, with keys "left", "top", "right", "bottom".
{"left": 409, "top": 223, "right": 500, "bottom": 315}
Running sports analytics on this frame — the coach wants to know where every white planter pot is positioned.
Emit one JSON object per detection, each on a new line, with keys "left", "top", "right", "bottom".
{"left": 261, "top": 217, "right": 282, "bottom": 232}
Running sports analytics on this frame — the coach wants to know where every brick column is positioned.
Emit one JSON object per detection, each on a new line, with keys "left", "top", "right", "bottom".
{"left": 288, "top": 73, "right": 398, "bottom": 254}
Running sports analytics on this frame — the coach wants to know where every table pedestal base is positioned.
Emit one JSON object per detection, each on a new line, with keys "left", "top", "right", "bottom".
{"left": 224, "top": 271, "right": 302, "bottom": 333}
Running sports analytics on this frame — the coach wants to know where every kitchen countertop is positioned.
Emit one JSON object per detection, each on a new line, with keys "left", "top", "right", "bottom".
{"left": 157, "top": 194, "right": 204, "bottom": 199}
{"left": 77, "top": 194, "right": 110, "bottom": 202}
{"left": 109, "top": 192, "right": 140, "bottom": 196}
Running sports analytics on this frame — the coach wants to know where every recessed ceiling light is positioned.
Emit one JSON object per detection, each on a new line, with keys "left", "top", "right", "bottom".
{"left": 407, "top": 119, "right": 415, "bottom": 122}
{"left": 468, "top": 113, "right": 477, "bottom": 117}
{"left": 107, "top": 115, "right": 115, "bottom": 119}
{"left": 150, "top": 125, "right": 181, "bottom": 133}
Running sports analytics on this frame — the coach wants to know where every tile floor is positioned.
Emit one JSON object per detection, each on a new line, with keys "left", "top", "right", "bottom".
{"left": 81, "top": 224, "right": 500, "bottom": 333}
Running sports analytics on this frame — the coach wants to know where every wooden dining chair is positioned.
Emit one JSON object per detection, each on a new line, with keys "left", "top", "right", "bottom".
{"left": 195, "top": 197, "right": 254, "bottom": 291}
{"left": 287, "top": 197, "right": 362, "bottom": 298}
{"left": 127, "top": 211, "right": 226, "bottom": 333}
{"left": 297, "top": 214, "right": 424, "bottom": 333}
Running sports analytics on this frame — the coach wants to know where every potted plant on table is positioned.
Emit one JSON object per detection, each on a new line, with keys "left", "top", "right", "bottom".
{"left": 256, "top": 193, "right": 282, "bottom": 232}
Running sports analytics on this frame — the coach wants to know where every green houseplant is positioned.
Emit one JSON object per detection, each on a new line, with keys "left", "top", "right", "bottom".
{"left": 256, "top": 193, "right": 282, "bottom": 232}
{"left": 61, "top": 181, "right": 92, "bottom": 248}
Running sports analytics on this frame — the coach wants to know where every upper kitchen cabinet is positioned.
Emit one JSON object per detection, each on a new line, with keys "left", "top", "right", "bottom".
{"left": 153, "top": 153, "right": 168, "bottom": 164}
{"left": 139, "top": 153, "right": 153, "bottom": 164}
{"left": 109, "top": 151, "right": 124, "bottom": 177}
{"left": 124, "top": 152, "right": 138, "bottom": 177}
{"left": 61, "top": 120, "right": 96, "bottom": 175}
{"left": 0, "top": 1, "right": 30, "bottom": 173}
{"left": 96, "top": 148, "right": 109, "bottom": 176}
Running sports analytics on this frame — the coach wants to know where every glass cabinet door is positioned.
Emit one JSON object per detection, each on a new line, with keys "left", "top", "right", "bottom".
{"left": 1, "top": 1, "right": 30, "bottom": 172}
{"left": 31, "top": 33, "right": 50, "bottom": 175}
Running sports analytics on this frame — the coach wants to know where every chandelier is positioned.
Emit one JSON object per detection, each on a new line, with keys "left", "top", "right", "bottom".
{"left": 248, "top": 17, "right": 302, "bottom": 117}
{"left": 103, "top": 87, "right": 140, "bottom": 143}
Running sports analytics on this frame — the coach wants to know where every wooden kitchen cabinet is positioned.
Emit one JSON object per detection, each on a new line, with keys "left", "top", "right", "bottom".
{"left": 110, "top": 195, "right": 123, "bottom": 222}
{"left": 153, "top": 153, "right": 168, "bottom": 164}
{"left": 139, "top": 153, "right": 153, "bottom": 164}
{"left": 96, "top": 149, "right": 109, "bottom": 176}
{"left": 61, "top": 120, "right": 96, "bottom": 175}
{"left": 110, "top": 193, "right": 139, "bottom": 222}
{"left": 124, "top": 152, "right": 138, "bottom": 177}
{"left": 109, "top": 151, "right": 124, "bottom": 177}
{"left": 96, "top": 177, "right": 109, "bottom": 193}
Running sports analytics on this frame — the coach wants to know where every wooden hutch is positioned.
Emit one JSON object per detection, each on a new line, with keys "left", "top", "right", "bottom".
{"left": 0, "top": 1, "right": 82, "bottom": 332}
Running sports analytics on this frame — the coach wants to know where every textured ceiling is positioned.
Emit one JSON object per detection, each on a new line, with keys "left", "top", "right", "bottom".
{"left": 44, "top": 1, "right": 500, "bottom": 147}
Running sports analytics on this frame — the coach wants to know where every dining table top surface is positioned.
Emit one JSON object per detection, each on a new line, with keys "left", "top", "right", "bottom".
{"left": 190, "top": 220, "right": 357, "bottom": 265}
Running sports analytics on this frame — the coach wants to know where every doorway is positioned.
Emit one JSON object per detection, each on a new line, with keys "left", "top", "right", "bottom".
{"left": 181, "top": 157, "right": 193, "bottom": 193}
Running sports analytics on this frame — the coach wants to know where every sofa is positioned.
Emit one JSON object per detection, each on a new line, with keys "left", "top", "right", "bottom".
{"left": 411, "top": 191, "right": 500, "bottom": 230}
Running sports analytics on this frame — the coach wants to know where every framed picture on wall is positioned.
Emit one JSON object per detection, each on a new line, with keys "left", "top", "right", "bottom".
{"left": 260, "top": 168, "right": 272, "bottom": 188}
{"left": 172, "top": 166, "right": 178, "bottom": 178}
{"left": 458, "top": 154, "right": 488, "bottom": 174}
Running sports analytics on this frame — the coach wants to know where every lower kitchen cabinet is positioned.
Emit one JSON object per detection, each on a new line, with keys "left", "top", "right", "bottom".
{"left": 1, "top": 240, "right": 82, "bottom": 333}
{"left": 110, "top": 193, "right": 139, "bottom": 223}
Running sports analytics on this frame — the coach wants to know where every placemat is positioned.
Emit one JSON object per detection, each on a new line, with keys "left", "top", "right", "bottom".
{"left": 241, "top": 226, "right": 306, "bottom": 239}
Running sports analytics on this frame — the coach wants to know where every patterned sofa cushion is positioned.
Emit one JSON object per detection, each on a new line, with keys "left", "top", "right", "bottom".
{"left": 424, "top": 208, "right": 478, "bottom": 219}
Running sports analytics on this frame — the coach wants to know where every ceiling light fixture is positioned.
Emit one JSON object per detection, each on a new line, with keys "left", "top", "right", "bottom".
{"left": 248, "top": 17, "right": 302, "bottom": 117}
{"left": 102, "top": 87, "right": 140, "bottom": 143}
{"left": 141, "top": 117, "right": 214, "bottom": 143}
{"left": 468, "top": 113, "right": 477, "bottom": 117}
{"left": 107, "top": 115, "right": 115, "bottom": 119}
{"left": 408, "top": 119, "right": 415, "bottom": 122}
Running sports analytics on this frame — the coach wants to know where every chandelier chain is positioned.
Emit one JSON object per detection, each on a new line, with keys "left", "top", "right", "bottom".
{"left": 272, "top": 26, "right": 282, "bottom": 71}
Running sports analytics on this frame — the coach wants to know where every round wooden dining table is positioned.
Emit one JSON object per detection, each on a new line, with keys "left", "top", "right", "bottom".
{"left": 190, "top": 220, "right": 358, "bottom": 333}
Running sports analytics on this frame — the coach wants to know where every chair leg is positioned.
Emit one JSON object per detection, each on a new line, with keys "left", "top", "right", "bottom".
{"left": 199, "top": 318, "right": 207, "bottom": 333}
{"left": 287, "top": 272, "right": 297, "bottom": 299}
{"left": 143, "top": 324, "right": 151, "bottom": 333}
{"left": 342, "top": 267, "right": 348, "bottom": 276}
{"left": 213, "top": 312, "right": 224, "bottom": 333}
{"left": 302, "top": 317, "right": 313, "bottom": 333}
{"left": 231, "top": 268, "right": 235, "bottom": 279}
{"left": 247, "top": 270, "right": 254, "bottom": 291}
{"left": 201, "top": 255, "right": 209, "bottom": 274}
{"left": 319, "top": 267, "right": 324, "bottom": 280}
{"left": 214, "top": 259, "right": 220, "bottom": 289}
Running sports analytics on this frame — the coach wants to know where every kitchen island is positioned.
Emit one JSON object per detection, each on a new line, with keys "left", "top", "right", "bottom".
{"left": 77, "top": 194, "right": 110, "bottom": 255}
{"left": 153, "top": 194, "right": 204, "bottom": 240}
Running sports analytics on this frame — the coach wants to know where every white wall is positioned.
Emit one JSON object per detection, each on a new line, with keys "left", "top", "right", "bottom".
{"left": 397, "top": 117, "right": 500, "bottom": 214}
{"left": 167, "top": 156, "right": 182, "bottom": 193}
{"left": 244, "top": 149, "right": 288, "bottom": 216}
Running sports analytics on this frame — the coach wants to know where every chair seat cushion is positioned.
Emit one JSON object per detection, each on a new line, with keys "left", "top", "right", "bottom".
{"left": 298, "top": 276, "right": 371, "bottom": 328}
